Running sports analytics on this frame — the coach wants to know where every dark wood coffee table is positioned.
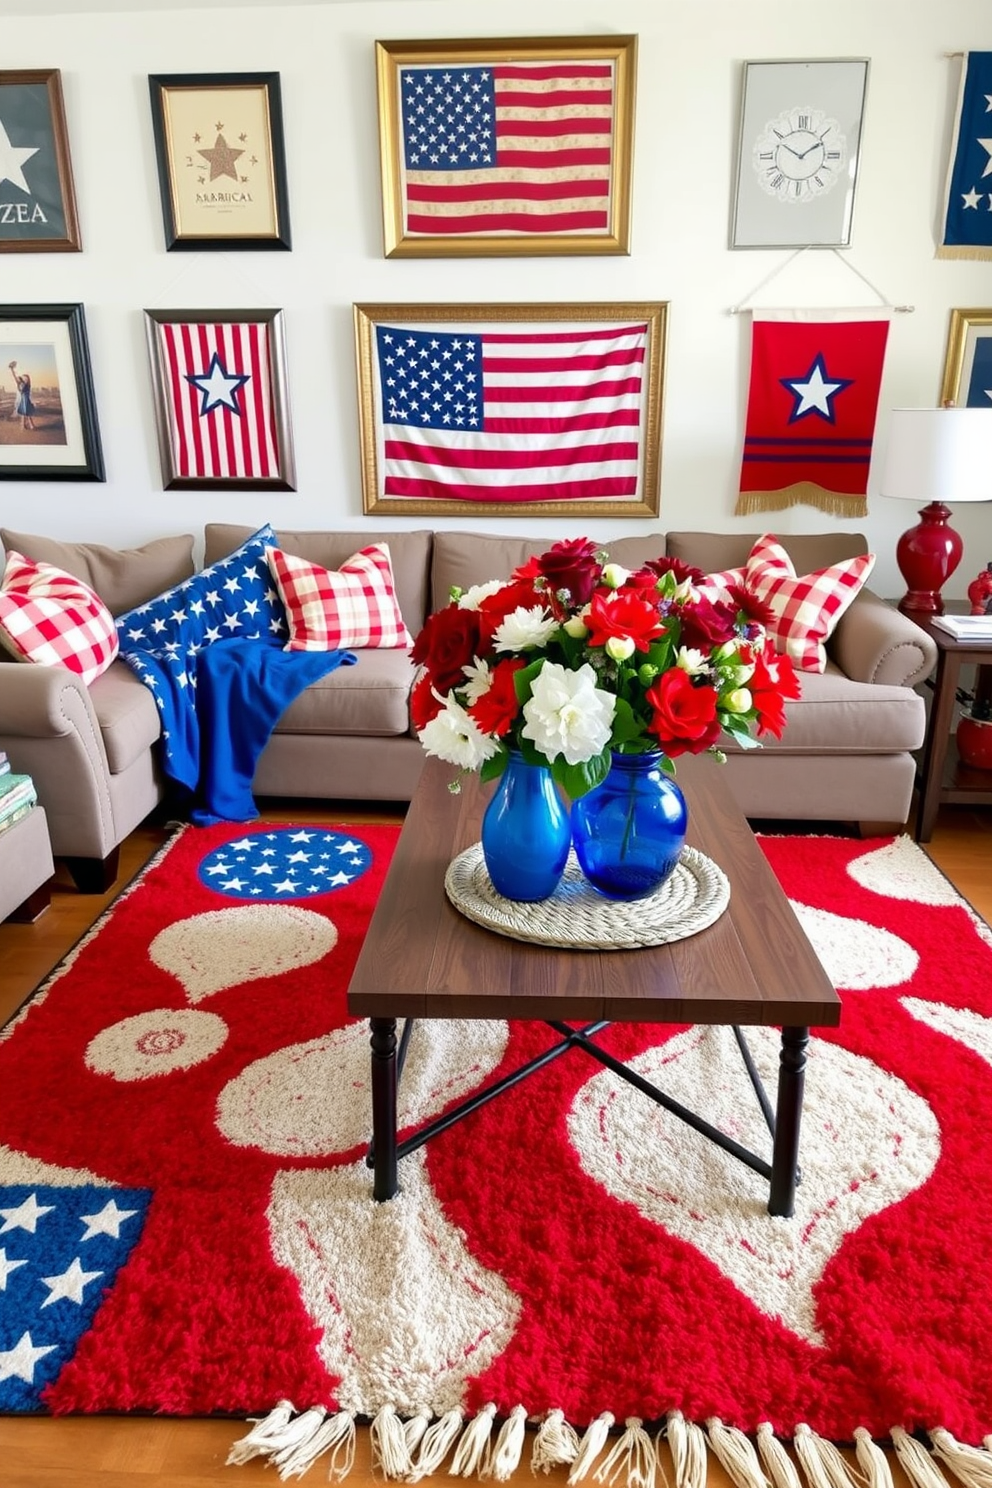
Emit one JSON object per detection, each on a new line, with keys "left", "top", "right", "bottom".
{"left": 346, "top": 755, "right": 840, "bottom": 1217}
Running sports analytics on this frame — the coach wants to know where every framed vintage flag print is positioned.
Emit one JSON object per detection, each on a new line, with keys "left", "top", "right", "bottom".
{"left": 940, "top": 308, "right": 992, "bottom": 408}
{"left": 0, "top": 70, "right": 81, "bottom": 253}
{"left": 144, "top": 308, "right": 295, "bottom": 490}
{"left": 731, "top": 58, "right": 869, "bottom": 249}
{"left": 374, "top": 35, "right": 637, "bottom": 257}
{"left": 353, "top": 301, "right": 667, "bottom": 517}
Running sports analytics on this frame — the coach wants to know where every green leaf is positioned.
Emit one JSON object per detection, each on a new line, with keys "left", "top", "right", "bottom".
{"left": 554, "top": 749, "right": 611, "bottom": 800}
{"left": 479, "top": 749, "right": 509, "bottom": 783}
{"left": 513, "top": 657, "right": 545, "bottom": 704}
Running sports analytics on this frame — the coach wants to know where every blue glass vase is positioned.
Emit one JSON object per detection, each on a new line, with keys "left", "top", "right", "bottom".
{"left": 481, "top": 751, "right": 571, "bottom": 902}
{"left": 571, "top": 751, "right": 688, "bottom": 901}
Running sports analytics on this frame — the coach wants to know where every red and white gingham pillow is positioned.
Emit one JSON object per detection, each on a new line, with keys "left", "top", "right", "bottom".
{"left": 743, "top": 534, "right": 876, "bottom": 672}
{"left": 0, "top": 550, "right": 119, "bottom": 685}
{"left": 266, "top": 543, "right": 411, "bottom": 651}
{"left": 697, "top": 565, "right": 747, "bottom": 603}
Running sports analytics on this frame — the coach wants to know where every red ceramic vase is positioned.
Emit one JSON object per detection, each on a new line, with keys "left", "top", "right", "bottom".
{"left": 957, "top": 715, "right": 992, "bottom": 771}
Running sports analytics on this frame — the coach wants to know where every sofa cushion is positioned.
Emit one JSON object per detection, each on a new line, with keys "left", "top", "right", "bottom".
{"left": 267, "top": 543, "right": 411, "bottom": 650}
{"left": 0, "top": 530, "right": 195, "bottom": 616}
{"left": 666, "top": 531, "right": 869, "bottom": 576}
{"left": 272, "top": 649, "right": 418, "bottom": 738}
{"left": 430, "top": 531, "right": 672, "bottom": 610}
{"left": 88, "top": 660, "right": 165, "bottom": 775}
{"left": 205, "top": 525, "right": 432, "bottom": 636}
{"left": 0, "top": 551, "right": 120, "bottom": 686}
{"left": 719, "top": 665, "right": 925, "bottom": 756}
{"left": 741, "top": 535, "right": 876, "bottom": 673}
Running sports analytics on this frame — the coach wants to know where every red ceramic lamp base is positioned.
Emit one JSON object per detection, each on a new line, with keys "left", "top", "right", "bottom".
{"left": 957, "top": 716, "right": 992, "bottom": 771}
{"left": 895, "top": 501, "right": 964, "bottom": 616}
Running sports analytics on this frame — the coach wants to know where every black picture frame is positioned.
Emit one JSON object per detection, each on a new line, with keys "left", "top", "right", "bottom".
{"left": 148, "top": 72, "right": 292, "bottom": 251}
{"left": 0, "top": 69, "right": 81, "bottom": 253}
{"left": 0, "top": 304, "right": 104, "bottom": 481}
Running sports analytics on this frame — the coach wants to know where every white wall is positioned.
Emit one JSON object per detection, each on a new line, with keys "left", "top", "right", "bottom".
{"left": 3, "top": 0, "right": 991, "bottom": 597}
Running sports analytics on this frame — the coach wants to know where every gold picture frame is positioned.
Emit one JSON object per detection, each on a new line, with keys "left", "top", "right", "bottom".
{"left": 0, "top": 69, "right": 81, "bottom": 253}
{"left": 354, "top": 301, "right": 667, "bottom": 517}
{"left": 374, "top": 35, "right": 637, "bottom": 258}
{"left": 940, "top": 308, "right": 992, "bottom": 408}
{"left": 148, "top": 72, "right": 291, "bottom": 251}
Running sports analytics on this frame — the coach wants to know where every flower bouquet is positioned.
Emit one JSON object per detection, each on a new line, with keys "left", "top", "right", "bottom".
{"left": 411, "top": 537, "right": 801, "bottom": 797}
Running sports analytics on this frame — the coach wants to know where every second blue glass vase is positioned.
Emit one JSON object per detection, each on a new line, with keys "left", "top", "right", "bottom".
{"left": 481, "top": 751, "right": 570, "bottom": 902}
{"left": 571, "top": 750, "right": 688, "bottom": 901}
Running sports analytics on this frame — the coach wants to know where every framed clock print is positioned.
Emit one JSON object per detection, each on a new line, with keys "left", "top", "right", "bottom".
{"left": 731, "top": 58, "right": 869, "bottom": 249}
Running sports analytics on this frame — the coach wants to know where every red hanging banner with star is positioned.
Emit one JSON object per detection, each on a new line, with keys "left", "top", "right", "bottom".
{"left": 736, "top": 310, "right": 891, "bottom": 518}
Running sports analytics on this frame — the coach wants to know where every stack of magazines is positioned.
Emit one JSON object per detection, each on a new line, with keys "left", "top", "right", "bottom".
{"left": 0, "top": 767, "right": 38, "bottom": 835}
{"left": 931, "top": 613, "right": 992, "bottom": 640}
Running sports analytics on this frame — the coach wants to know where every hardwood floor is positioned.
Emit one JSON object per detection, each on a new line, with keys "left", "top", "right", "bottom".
{"left": 1, "top": 799, "right": 988, "bottom": 1487}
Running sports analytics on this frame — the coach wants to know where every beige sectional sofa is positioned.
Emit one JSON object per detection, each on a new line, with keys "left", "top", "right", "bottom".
{"left": 0, "top": 524, "right": 937, "bottom": 892}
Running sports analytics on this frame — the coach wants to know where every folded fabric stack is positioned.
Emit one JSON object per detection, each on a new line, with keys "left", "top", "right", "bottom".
{"left": 0, "top": 770, "right": 38, "bottom": 835}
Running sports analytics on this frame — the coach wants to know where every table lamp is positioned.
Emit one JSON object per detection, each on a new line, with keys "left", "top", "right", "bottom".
{"left": 879, "top": 407, "right": 992, "bottom": 616}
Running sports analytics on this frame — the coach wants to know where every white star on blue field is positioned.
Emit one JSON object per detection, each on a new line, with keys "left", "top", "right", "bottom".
{"left": 197, "top": 828, "right": 373, "bottom": 901}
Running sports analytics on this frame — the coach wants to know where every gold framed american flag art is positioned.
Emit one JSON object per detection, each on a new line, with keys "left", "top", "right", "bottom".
{"left": 353, "top": 301, "right": 667, "bottom": 517}
{"left": 374, "top": 35, "right": 637, "bottom": 257}
{"left": 144, "top": 308, "right": 295, "bottom": 491}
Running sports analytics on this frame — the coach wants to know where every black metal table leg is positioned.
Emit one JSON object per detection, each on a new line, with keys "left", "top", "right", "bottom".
{"left": 769, "top": 1025, "right": 808, "bottom": 1217}
{"left": 370, "top": 1017, "right": 399, "bottom": 1201}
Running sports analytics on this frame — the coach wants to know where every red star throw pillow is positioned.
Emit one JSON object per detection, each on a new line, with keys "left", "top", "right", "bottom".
{"left": 742, "top": 534, "right": 876, "bottom": 673}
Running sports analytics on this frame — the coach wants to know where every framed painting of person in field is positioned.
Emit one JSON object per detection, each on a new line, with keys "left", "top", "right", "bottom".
{"left": 0, "top": 304, "right": 104, "bottom": 479}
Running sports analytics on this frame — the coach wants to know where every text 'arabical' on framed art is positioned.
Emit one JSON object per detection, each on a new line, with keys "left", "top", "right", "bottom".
{"left": 353, "top": 301, "right": 667, "bottom": 517}
{"left": 144, "top": 308, "right": 295, "bottom": 491}
{"left": 374, "top": 35, "right": 637, "bottom": 258}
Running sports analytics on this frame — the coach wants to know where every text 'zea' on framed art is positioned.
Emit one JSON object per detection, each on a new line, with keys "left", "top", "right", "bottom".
{"left": 353, "top": 301, "right": 667, "bottom": 518}
{"left": 374, "top": 35, "right": 637, "bottom": 257}
{"left": 0, "top": 69, "right": 81, "bottom": 252}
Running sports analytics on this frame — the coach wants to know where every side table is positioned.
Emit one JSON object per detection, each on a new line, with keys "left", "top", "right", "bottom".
{"left": 911, "top": 611, "right": 992, "bottom": 843}
{"left": 0, "top": 805, "right": 55, "bottom": 923}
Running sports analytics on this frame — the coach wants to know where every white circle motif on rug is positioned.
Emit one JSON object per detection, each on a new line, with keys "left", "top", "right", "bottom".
{"left": 149, "top": 904, "right": 337, "bottom": 1002}
{"left": 787, "top": 902, "right": 919, "bottom": 989}
{"left": 567, "top": 1025, "right": 940, "bottom": 1347}
{"left": 216, "top": 1018, "right": 510, "bottom": 1156}
{"left": 85, "top": 1009, "right": 228, "bottom": 1080}
{"left": 847, "top": 837, "right": 963, "bottom": 906}
{"left": 196, "top": 827, "right": 373, "bottom": 901}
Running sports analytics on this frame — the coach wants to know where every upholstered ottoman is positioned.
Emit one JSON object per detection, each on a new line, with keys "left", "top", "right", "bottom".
{"left": 0, "top": 805, "right": 55, "bottom": 922}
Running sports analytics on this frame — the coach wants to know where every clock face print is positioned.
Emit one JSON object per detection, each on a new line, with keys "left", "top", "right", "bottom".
{"left": 752, "top": 108, "right": 847, "bottom": 202}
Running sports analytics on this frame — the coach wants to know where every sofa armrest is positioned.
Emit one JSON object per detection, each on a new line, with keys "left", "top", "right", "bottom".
{"left": 0, "top": 661, "right": 107, "bottom": 741}
{"left": 828, "top": 590, "right": 938, "bottom": 689}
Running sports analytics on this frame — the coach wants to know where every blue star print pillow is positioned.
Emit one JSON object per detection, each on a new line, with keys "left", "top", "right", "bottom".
{"left": 115, "top": 524, "right": 287, "bottom": 659}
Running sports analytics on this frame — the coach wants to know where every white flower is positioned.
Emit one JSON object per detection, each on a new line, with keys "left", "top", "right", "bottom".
{"left": 460, "top": 656, "right": 494, "bottom": 705}
{"left": 563, "top": 610, "right": 590, "bottom": 639}
{"left": 457, "top": 579, "right": 506, "bottom": 610}
{"left": 676, "top": 646, "right": 708, "bottom": 676}
{"left": 494, "top": 606, "right": 560, "bottom": 653}
{"left": 418, "top": 695, "right": 500, "bottom": 771}
{"left": 601, "top": 563, "right": 631, "bottom": 590}
{"left": 521, "top": 662, "right": 616, "bottom": 766}
{"left": 605, "top": 635, "right": 636, "bottom": 662}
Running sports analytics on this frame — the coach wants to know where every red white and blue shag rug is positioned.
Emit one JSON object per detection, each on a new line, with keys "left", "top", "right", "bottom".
{"left": 2, "top": 822, "right": 992, "bottom": 1487}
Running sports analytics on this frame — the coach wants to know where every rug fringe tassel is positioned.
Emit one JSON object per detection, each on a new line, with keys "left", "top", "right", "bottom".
{"left": 666, "top": 1409, "right": 708, "bottom": 1488}
{"left": 226, "top": 1398, "right": 298, "bottom": 1466}
{"left": 854, "top": 1429, "right": 894, "bottom": 1488}
{"left": 404, "top": 1409, "right": 432, "bottom": 1458}
{"left": 706, "top": 1417, "right": 770, "bottom": 1488}
{"left": 793, "top": 1422, "right": 862, "bottom": 1488}
{"left": 450, "top": 1402, "right": 499, "bottom": 1477}
{"left": 892, "top": 1428, "right": 952, "bottom": 1488}
{"left": 593, "top": 1416, "right": 656, "bottom": 1488}
{"left": 756, "top": 1424, "right": 803, "bottom": 1488}
{"left": 407, "top": 1409, "right": 464, "bottom": 1481}
{"left": 532, "top": 1408, "right": 581, "bottom": 1473}
{"left": 273, "top": 1410, "right": 355, "bottom": 1482}
{"left": 371, "top": 1403, "right": 415, "bottom": 1479}
{"left": 568, "top": 1412, "right": 617, "bottom": 1484}
{"left": 482, "top": 1404, "right": 529, "bottom": 1481}
{"left": 929, "top": 1429, "right": 992, "bottom": 1488}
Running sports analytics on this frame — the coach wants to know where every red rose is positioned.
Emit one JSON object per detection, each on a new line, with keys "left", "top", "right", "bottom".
{"left": 410, "top": 605, "right": 482, "bottom": 693}
{"left": 468, "top": 658, "right": 525, "bottom": 737}
{"left": 630, "top": 556, "right": 706, "bottom": 588}
{"left": 586, "top": 589, "right": 665, "bottom": 652}
{"left": 410, "top": 671, "right": 445, "bottom": 730}
{"left": 536, "top": 537, "right": 602, "bottom": 607}
{"left": 749, "top": 641, "right": 802, "bottom": 739}
{"left": 645, "top": 669, "right": 721, "bottom": 756}
{"left": 676, "top": 594, "right": 737, "bottom": 650}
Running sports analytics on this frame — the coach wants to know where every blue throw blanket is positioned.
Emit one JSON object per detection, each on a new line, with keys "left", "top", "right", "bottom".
{"left": 122, "top": 638, "right": 355, "bottom": 825}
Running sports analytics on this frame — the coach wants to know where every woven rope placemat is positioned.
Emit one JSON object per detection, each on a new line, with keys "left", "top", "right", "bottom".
{"left": 444, "top": 844, "right": 730, "bottom": 950}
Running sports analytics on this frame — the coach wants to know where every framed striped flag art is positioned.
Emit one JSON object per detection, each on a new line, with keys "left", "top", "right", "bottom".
{"left": 353, "top": 301, "right": 667, "bottom": 517}
{"left": 374, "top": 35, "right": 637, "bottom": 258}
{"left": 143, "top": 308, "right": 295, "bottom": 491}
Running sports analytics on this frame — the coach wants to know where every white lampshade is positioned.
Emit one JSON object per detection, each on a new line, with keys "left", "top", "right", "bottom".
{"left": 880, "top": 407, "right": 992, "bottom": 504}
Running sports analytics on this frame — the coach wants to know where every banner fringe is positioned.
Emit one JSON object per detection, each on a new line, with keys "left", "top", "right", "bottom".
{"left": 935, "top": 246, "right": 992, "bottom": 260}
{"left": 532, "top": 1409, "right": 581, "bottom": 1473}
{"left": 593, "top": 1417, "right": 656, "bottom": 1488}
{"left": 734, "top": 485, "right": 868, "bottom": 519}
{"left": 706, "top": 1417, "right": 770, "bottom": 1488}
{"left": 666, "top": 1410, "right": 708, "bottom": 1488}
{"left": 757, "top": 1424, "right": 804, "bottom": 1488}
{"left": 892, "top": 1427, "right": 953, "bottom": 1488}
{"left": 854, "top": 1429, "right": 894, "bottom": 1488}
{"left": 929, "top": 1429, "right": 992, "bottom": 1488}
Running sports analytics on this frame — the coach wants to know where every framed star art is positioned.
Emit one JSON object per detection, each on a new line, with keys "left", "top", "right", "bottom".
{"left": 148, "top": 73, "right": 291, "bottom": 251}
{"left": 0, "top": 70, "right": 81, "bottom": 253}
{"left": 143, "top": 308, "right": 296, "bottom": 490}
